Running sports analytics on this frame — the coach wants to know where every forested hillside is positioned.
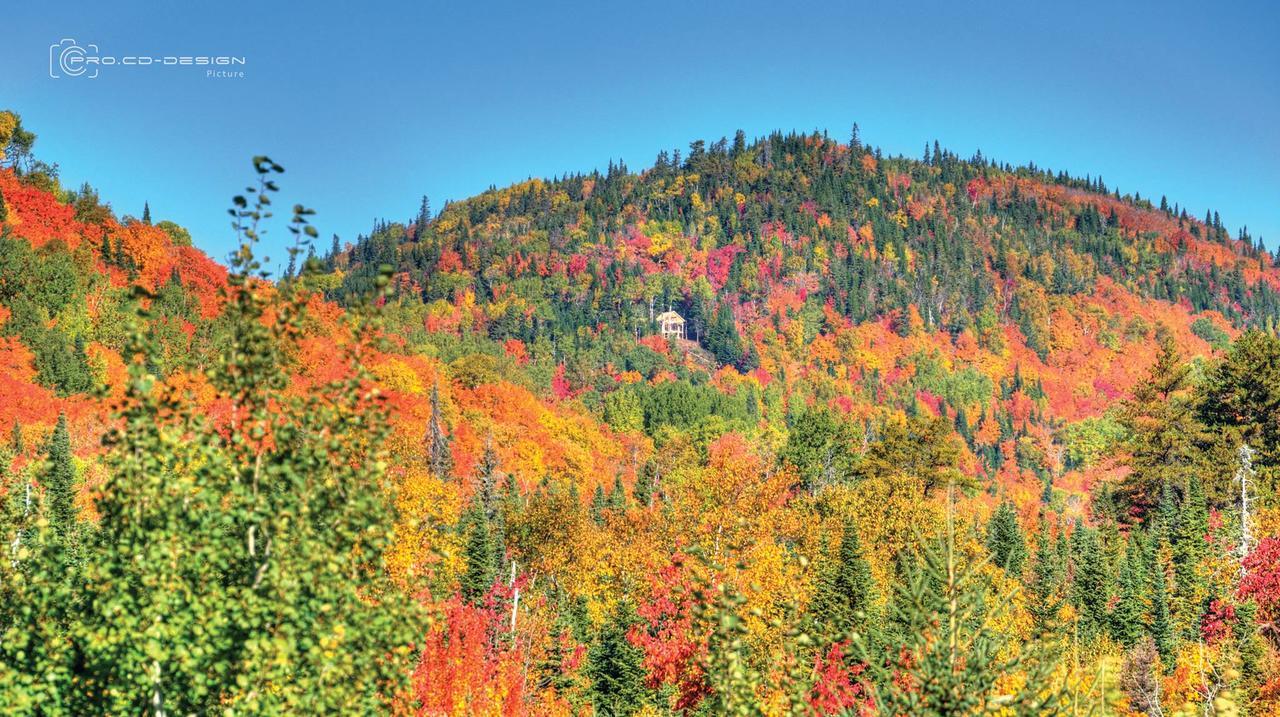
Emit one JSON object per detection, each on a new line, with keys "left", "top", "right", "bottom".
{"left": 3, "top": 108, "right": 1280, "bottom": 715}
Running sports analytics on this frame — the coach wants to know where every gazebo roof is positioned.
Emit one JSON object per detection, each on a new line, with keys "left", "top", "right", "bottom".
{"left": 656, "top": 311, "right": 685, "bottom": 323}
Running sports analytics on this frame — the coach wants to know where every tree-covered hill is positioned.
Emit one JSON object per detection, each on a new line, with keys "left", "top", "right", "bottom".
{"left": 4, "top": 110, "right": 1280, "bottom": 714}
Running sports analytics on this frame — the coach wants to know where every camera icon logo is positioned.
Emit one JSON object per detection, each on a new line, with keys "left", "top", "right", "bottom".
{"left": 49, "top": 39, "right": 98, "bottom": 79}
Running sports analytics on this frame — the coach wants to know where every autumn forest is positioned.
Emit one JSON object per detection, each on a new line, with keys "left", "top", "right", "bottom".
{"left": 2, "top": 108, "right": 1280, "bottom": 715}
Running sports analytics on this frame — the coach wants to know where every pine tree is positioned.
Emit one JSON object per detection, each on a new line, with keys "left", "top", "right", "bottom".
{"left": 985, "top": 501, "right": 1027, "bottom": 575}
{"left": 633, "top": 460, "right": 657, "bottom": 508}
{"left": 809, "top": 519, "right": 877, "bottom": 645}
{"left": 415, "top": 194, "right": 431, "bottom": 237}
{"left": 460, "top": 508, "right": 496, "bottom": 603}
{"left": 707, "top": 302, "right": 745, "bottom": 368}
{"left": 477, "top": 434, "right": 500, "bottom": 518}
{"left": 1118, "top": 338, "right": 1206, "bottom": 520}
{"left": 587, "top": 600, "right": 647, "bottom": 716}
{"left": 1029, "top": 526, "right": 1064, "bottom": 629}
{"left": 42, "top": 413, "right": 77, "bottom": 549}
{"left": 1110, "top": 535, "right": 1146, "bottom": 646}
{"left": 1171, "top": 475, "right": 1209, "bottom": 639}
{"left": 1147, "top": 529, "right": 1175, "bottom": 661}
{"left": 1070, "top": 520, "right": 1110, "bottom": 642}
{"left": 857, "top": 507, "right": 1066, "bottom": 714}
{"left": 1201, "top": 330, "right": 1280, "bottom": 467}
{"left": 141, "top": 201, "right": 151, "bottom": 225}
{"left": 608, "top": 474, "right": 627, "bottom": 512}
{"left": 590, "top": 484, "right": 607, "bottom": 525}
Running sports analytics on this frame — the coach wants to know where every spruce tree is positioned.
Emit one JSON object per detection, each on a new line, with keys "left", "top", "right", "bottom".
{"left": 477, "top": 434, "right": 500, "bottom": 518}
{"left": 1118, "top": 338, "right": 1205, "bottom": 520}
{"left": 809, "top": 519, "right": 877, "bottom": 645}
{"left": 608, "top": 474, "right": 627, "bottom": 512}
{"left": 633, "top": 460, "right": 656, "bottom": 508}
{"left": 587, "top": 600, "right": 647, "bottom": 716}
{"left": 415, "top": 194, "right": 431, "bottom": 237}
{"left": 1200, "top": 330, "right": 1280, "bottom": 467}
{"left": 1110, "top": 536, "right": 1146, "bottom": 646}
{"left": 1171, "top": 475, "right": 1209, "bottom": 639}
{"left": 42, "top": 413, "right": 77, "bottom": 549}
{"left": 856, "top": 516, "right": 1066, "bottom": 714}
{"left": 1147, "top": 530, "right": 1175, "bottom": 661}
{"left": 1069, "top": 521, "right": 1110, "bottom": 641}
{"left": 985, "top": 501, "right": 1026, "bottom": 576}
{"left": 590, "top": 484, "right": 608, "bottom": 525}
{"left": 460, "top": 508, "right": 497, "bottom": 603}
{"left": 1029, "top": 526, "right": 1063, "bottom": 629}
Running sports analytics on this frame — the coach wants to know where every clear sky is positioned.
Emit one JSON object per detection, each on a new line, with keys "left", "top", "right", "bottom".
{"left": 2, "top": 0, "right": 1277, "bottom": 269}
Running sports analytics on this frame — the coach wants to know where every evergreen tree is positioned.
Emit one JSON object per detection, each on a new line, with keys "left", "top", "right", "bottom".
{"left": 460, "top": 508, "right": 497, "bottom": 603}
{"left": 141, "top": 201, "right": 151, "bottom": 225}
{"left": 477, "top": 434, "right": 500, "bottom": 518}
{"left": 1110, "top": 536, "right": 1146, "bottom": 646}
{"left": 1118, "top": 338, "right": 1206, "bottom": 520}
{"left": 1069, "top": 520, "right": 1110, "bottom": 641}
{"left": 1029, "top": 526, "right": 1064, "bottom": 629}
{"left": 633, "top": 460, "right": 657, "bottom": 508}
{"left": 1170, "top": 475, "right": 1209, "bottom": 639}
{"left": 415, "top": 194, "right": 431, "bottom": 237}
{"left": 608, "top": 474, "right": 627, "bottom": 512}
{"left": 706, "top": 302, "right": 745, "bottom": 368}
{"left": 590, "top": 484, "right": 608, "bottom": 525}
{"left": 809, "top": 519, "right": 877, "bottom": 645}
{"left": 984, "top": 501, "right": 1026, "bottom": 575}
{"left": 1201, "top": 330, "right": 1280, "bottom": 467}
{"left": 1147, "top": 529, "right": 1175, "bottom": 661}
{"left": 586, "top": 600, "right": 647, "bottom": 716}
{"left": 41, "top": 413, "right": 76, "bottom": 547}
{"left": 857, "top": 517, "right": 1066, "bottom": 714}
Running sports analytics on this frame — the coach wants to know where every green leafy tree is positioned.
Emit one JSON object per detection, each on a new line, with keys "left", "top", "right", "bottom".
{"left": 859, "top": 414, "right": 963, "bottom": 496}
{"left": 2, "top": 159, "right": 424, "bottom": 714}
{"left": 780, "top": 406, "right": 855, "bottom": 491}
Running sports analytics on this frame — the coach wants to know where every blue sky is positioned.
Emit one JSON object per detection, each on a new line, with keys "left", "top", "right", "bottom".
{"left": 2, "top": 0, "right": 1277, "bottom": 270}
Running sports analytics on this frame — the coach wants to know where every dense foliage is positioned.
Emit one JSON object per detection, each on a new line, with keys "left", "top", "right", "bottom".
{"left": 3, "top": 109, "right": 1280, "bottom": 714}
